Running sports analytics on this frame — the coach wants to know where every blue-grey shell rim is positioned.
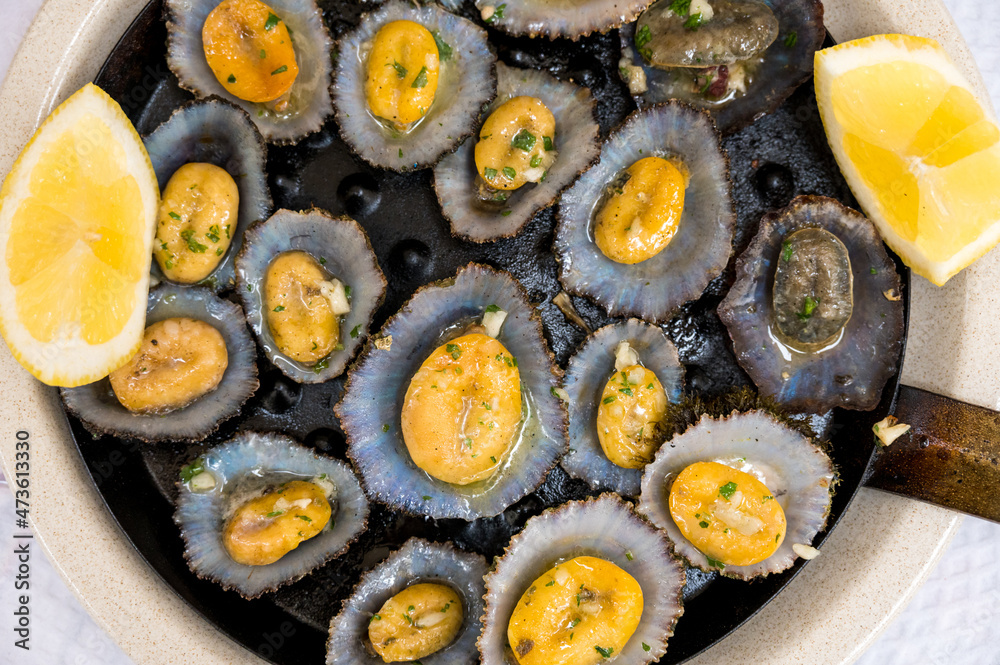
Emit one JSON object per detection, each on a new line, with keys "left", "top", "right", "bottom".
{"left": 477, "top": 493, "right": 685, "bottom": 665}
{"left": 559, "top": 318, "right": 685, "bottom": 496}
{"left": 331, "top": 0, "right": 498, "bottom": 172}
{"left": 234, "top": 207, "right": 387, "bottom": 384}
{"left": 335, "top": 262, "right": 569, "bottom": 521}
{"left": 173, "top": 431, "right": 370, "bottom": 598}
{"left": 163, "top": 0, "right": 335, "bottom": 145}
{"left": 59, "top": 284, "right": 259, "bottom": 442}
{"left": 143, "top": 96, "right": 274, "bottom": 293}
{"left": 554, "top": 100, "right": 736, "bottom": 323}
{"left": 326, "top": 537, "right": 488, "bottom": 665}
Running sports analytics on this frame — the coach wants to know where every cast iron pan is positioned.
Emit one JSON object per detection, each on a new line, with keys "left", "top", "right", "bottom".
{"left": 66, "top": 1, "right": 1000, "bottom": 664}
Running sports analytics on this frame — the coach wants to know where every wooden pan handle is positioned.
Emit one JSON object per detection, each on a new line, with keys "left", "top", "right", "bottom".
{"left": 865, "top": 385, "right": 1000, "bottom": 523}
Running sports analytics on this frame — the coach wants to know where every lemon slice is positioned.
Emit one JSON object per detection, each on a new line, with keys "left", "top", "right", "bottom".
{"left": 815, "top": 34, "right": 1000, "bottom": 286}
{"left": 0, "top": 84, "right": 159, "bottom": 387}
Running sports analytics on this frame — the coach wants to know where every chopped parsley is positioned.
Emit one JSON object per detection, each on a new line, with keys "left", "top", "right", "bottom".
{"left": 642, "top": 643, "right": 651, "bottom": 652}
{"left": 501, "top": 210, "right": 512, "bottom": 216}
{"left": 265, "top": 510, "right": 284, "bottom": 518}
{"left": 625, "top": 550, "right": 634, "bottom": 561}
{"left": 422, "top": 495, "right": 432, "bottom": 501}
{"left": 635, "top": 24, "right": 652, "bottom": 52}
{"left": 490, "top": 456, "right": 497, "bottom": 463}
{"left": 530, "top": 153, "right": 543, "bottom": 168}
{"left": 273, "top": 305, "right": 285, "bottom": 312}
{"left": 870, "top": 267, "right": 878, "bottom": 275}
{"left": 391, "top": 60, "right": 408, "bottom": 79}
{"left": 432, "top": 30, "right": 453, "bottom": 60}
{"left": 271, "top": 65, "right": 288, "bottom": 76}
{"left": 545, "top": 580, "right": 555, "bottom": 586}
{"left": 260, "top": 49, "right": 267, "bottom": 59}
{"left": 595, "top": 646, "right": 614, "bottom": 659}
{"left": 411, "top": 66, "right": 429, "bottom": 88}
{"left": 313, "top": 357, "right": 330, "bottom": 373}
{"left": 264, "top": 12, "right": 281, "bottom": 31}
{"left": 502, "top": 166, "right": 517, "bottom": 180}
{"left": 602, "top": 396, "right": 615, "bottom": 404}
{"left": 782, "top": 240, "right": 793, "bottom": 262}
{"left": 719, "top": 481, "right": 738, "bottom": 500}
{"left": 297, "top": 514, "right": 312, "bottom": 522}
{"left": 796, "top": 295, "right": 820, "bottom": 321}
{"left": 181, "top": 229, "right": 207, "bottom": 253}
{"left": 382, "top": 423, "right": 391, "bottom": 432}
{"left": 485, "top": 3, "right": 506, "bottom": 23}
{"left": 543, "top": 135, "right": 554, "bottom": 151}
{"left": 484, "top": 166, "right": 498, "bottom": 180}
{"left": 446, "top": 343, "right": 462, "bottom": 359}
{"left": 227, "top": 74, "right": 236, "bottom": 84}
{"left": 705, "top": 556, "right": 726, "bottom": 569}
{"left": 668, "top": 0, "right": 691, "bottom": 13}
{"left": 207, "top": 224, "right": 221, "bottom": 243}
{"left": 784, "top": 31, "right": 798, "bottom": 48}
{"left": 350, "top": 324, "right": 363, "bottom": 338}
{"left": 179, "top": 459, "right": 205, "bottom": 483}
{"left": 683, "top": 12, "right": 704, "bottom": 30}
{"left": 485, "top": 304, "right": 501, "bottom": 313}
{"left": 168, "top": 211, "right": 181, "bottom": 221}
{"left": 511, "top": 129, "right": 537, "bottom": 152}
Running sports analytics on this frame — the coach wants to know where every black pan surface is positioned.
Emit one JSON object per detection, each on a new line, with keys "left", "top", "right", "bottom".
{"left": 69, "top": 1, "right": 909, "bottom": 663}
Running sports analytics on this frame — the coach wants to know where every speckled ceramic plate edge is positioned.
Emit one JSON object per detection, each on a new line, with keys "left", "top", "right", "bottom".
{"left": 2, "top": 1, "right": 998, "bottom": 664}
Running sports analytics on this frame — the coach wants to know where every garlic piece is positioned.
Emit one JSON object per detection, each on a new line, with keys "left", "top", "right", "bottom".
{"left": 482, "top": 307, "right": 508, "bottom": 338}
{"left": 873, "top": 415, "right": 911, "bottom": 447}
{"left": 614, "top": 340, "right": 639, "bottom": 372}
{"left": 793, "top": 543, "right": 821, "bottom": 560}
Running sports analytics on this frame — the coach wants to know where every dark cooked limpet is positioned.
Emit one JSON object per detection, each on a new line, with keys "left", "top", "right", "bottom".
{"left": 561, "top": 320, "right": 684, "bottom": 496}
{"left": 333, "top": 0, "right": 497, "bottom": 171}
{"left": 555, "top": 102, "right": 735, "bottom": 322}
{"left": 718, "top": 195, "right": 905, "bottom": 412}
{"left": 327, "top": 538, "right": 487, "bottom": 665}
{"left": 434, "top": 63, "right": 600, "bottom": 243}
{"left": 620, "top": 0, "right": 825, "bottom": 133}
{"left": 336, "top": 263, "right": 568, "bottom": 521}
{"left": 174, "top": 431, "right": 369, "bottom": 598}
{"left": 60, "top": 284, "right": 258, "bottom": 442}
{"left": 478, "top": 494, "right": 685, "bottom": 665}
{"left": 165, "top": 0, "right": 335, "bottom": 144}
{"left": 144, "top": 97, "right": 273, "bottom": 292}
{"left": 235, "top": 209, "right": 386, "bottom": 384}
{"left": 638, "top": 410, "right": 834, "bottom": 579}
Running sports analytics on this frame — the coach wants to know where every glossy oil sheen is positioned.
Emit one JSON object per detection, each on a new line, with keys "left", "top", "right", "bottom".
{"left": 72, "top": 2, "right": 908, "bottom": 664}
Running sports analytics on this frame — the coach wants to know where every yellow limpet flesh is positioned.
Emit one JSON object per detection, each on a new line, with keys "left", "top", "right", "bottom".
{"left": 507, "top": 556, "right": 643, "bottom": 665}
{"left": 203, "top": 0, "right": 299, "bottom": 104}
{"left": 109, "top": 317, "right": 228, "bottom": 414}
{"left": 154, "top": 163, "right": 238, "bottom": 284}
{"left": 594, "top": 156, "right": 685, "bottom": 264}
{"left": 222, "top": 479, "right": 332, "bottom": 566}
{"left": 368, "top": 583, "right": 464, "bottom": 662}
{"left": 475, "top": 96, "right": 557, "bottom": 191}
{"left": 596, "top": 365, "right": 668, "bottom": 469}
{"left": 401, "top": 332, "right": 522, "bottom": 485}
{"left": 365, "top": 20, "right": 440, "bottom": 128}
{"left": 264, "top": 251, "right": 347, "bottom": 365}
{"left": 669, "top": 461, "right": 787, "bottom": 567}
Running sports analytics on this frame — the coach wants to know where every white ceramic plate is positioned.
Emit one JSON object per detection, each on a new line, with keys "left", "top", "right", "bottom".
{"left": 1, "top": 1, "right": 998, "bottom": 664}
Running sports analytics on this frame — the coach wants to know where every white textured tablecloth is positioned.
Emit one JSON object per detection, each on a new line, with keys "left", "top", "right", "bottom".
{"left": 0, "top": 1, "right": 998, "bottom": 663}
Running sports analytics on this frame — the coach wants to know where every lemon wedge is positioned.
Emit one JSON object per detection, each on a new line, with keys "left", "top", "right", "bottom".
{"left": 0, "top": 83, "right": 159, "bottom": 387}
{"left": 815, "top": 34, "right": 1000, "bottom": 286}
